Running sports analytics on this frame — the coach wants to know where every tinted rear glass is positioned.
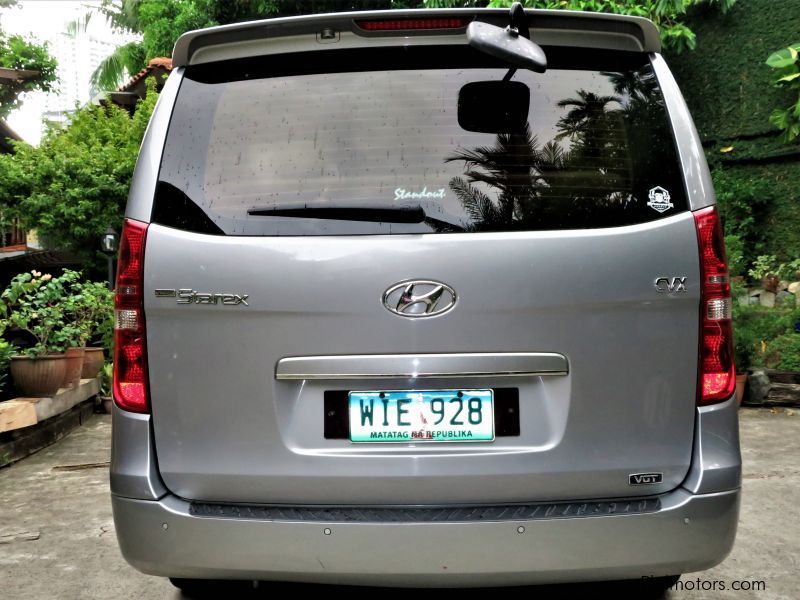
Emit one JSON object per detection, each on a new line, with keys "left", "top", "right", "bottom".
{"left": 156, "top": 46, "right": 687, "bottom": 236}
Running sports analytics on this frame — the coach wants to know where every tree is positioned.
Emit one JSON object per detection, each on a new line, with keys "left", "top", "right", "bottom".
{"left": 0, "top": 83, "right": 159, "bottom": 274}
{"left": 0, "top": 0, "right": 58, "bottom": 118}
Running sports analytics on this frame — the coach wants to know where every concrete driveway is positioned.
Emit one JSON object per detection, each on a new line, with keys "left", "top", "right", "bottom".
{"left": 0, "top": 409, "right": 796, "bottom": 599}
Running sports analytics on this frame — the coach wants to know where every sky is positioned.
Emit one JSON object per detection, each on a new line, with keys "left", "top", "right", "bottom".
{"left": 1, "top": 1, "right": 139, "bottom": 144}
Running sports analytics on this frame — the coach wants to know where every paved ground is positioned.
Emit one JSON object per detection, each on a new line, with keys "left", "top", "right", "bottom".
{"left": 0, "top": 408, "right": 797, "bottom": 599}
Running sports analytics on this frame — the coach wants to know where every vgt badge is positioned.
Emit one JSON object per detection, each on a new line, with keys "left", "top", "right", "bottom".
{"left": 382, "top": 280, "right": 456, "bottom": 318}
{"left": 629, "top": 472, "right": 663, "bottom": 486}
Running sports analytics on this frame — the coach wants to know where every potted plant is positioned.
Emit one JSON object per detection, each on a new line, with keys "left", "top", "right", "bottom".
{"left": 64, "top": 278, "right": 113, "bottom": 381}
{"left": 98, "top": 362, "right": 113, "bottom": 414}
{"left": 41, "top": 270, "right": 91, "bottom": 388}
{"left": 1, "top": 271, "right": 72, "bottom": 397}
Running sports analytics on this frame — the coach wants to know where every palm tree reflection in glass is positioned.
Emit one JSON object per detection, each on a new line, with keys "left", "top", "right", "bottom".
{"left": 443, "top": 68, "right": 667, "bottom": 232}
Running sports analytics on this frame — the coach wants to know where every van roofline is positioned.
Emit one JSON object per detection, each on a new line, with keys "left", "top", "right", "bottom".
{"left": 172, "top": 8, "right": 661, "bottom": 68}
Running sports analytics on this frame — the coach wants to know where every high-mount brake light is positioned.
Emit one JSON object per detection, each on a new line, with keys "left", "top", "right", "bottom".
{"left": 694, "top": 206, "right": 735, "bottom": 405}
{"left": 112, "top": 218, "right": 150, "bottom": 413}
{"left": 355, "top": 18, "right": 471, "bottom": 31}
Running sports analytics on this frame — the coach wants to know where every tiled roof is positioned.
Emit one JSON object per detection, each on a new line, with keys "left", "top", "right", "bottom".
{"left": 118, "top": 57, "right": 173, "bottom": 92}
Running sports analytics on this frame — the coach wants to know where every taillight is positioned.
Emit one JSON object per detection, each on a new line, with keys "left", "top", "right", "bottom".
{"left": 354, "top": 17, "right": 471, "bottom": 31}
{"left": 694, "top": 206, "right": 734, "bottom": 405}
{"left": 113, "top": 218, "right": 149, "bottom": 413}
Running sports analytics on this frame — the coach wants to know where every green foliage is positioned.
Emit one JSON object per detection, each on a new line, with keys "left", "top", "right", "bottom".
{"left": 0, "top": 31, "right": 58, "bottom": 118}
{"left": 1, "top": 82, "right": 158, "bottom": 273}
{"left": 100, "top": 361, "right": 113, "bottom": 397}
{"left": 706, "top": 162, "right": 800, "bottom": 269}
{"left": 90, "top": 41, "right": 147, "bottom": 92}
{"left": 766, "top": 42, "right": 800, "bottom": 142}
{"left": 669, "top": 0, "right": 800, "bottom": 141}
{"left": 69, "top": 280, "right": 115, "bottom": 348}
{"left": 764, "top": 333, "right": 800, "bottom": 371}
{"left": 731, "top": 294, "right": 799, "bottom": 371}
{"left": 0, "top": 270, "right": 82, "bottom": 356}
{"left": 0, "top": 323, "right": 12, "bottom": 394}
{"left": 748, "top": 255, "right": 778, "bottom": 281}
{"left": 731, "top": 291, "right": 757, "bottom": 373}
{"left": 0, "top": 270, "right": 114, "bottom": 359}
{"left": 724, "top": 234, "right": 745, "bottom": 277}
{"left": 748, "top": 255, "right": 800, "bottom": 282}
{"left": 707, "top": 170, "right": 764, "bottom": 272}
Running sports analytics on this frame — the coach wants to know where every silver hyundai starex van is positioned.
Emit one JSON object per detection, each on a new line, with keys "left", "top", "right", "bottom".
{"left": 111, "top": 7, "right": 741, "bottom": 595}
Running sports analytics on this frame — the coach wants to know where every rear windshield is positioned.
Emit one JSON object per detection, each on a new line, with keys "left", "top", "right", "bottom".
{"left": 155, "top": 46, "right": 687, "bottom": 236}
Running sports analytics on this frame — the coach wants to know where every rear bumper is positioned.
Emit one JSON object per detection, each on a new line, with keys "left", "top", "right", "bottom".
{"left": 110, "top": 396, "right": 741, "bottom": 585}
{"left": 112, "top": 487, "right": 739, "bottom": 586}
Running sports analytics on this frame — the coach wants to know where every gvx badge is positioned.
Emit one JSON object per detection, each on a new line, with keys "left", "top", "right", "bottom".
{"left": 654, "top": 277, "right": 687, "bottom": 294}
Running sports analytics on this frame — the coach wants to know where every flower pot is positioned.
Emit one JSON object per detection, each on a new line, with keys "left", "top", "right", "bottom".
{"left": 763, "top": 275, "right": 780, "bottom": 294}
{"left": 81, "top": 347, "right": 105, "bottom": 379}
{"left": 735, "top": 373, "right": 748, "bottom": 406}
{"left": 10, "top": 354, "right": 70, "bottom": 397}
{"left": 63, "top": 347, "right": 86, "bottom": 388}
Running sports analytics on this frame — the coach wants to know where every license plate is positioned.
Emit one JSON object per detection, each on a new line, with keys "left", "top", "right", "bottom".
{"left": 348, "top": 389, "right": 494, "bottom": 443}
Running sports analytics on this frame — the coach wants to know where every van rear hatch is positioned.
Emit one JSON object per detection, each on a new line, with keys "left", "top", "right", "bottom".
{"left": 141, "top": 22, "right": 701, "bottom": 505}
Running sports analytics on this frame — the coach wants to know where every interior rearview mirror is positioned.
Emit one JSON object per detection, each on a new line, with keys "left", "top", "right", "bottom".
{"left": 466, "top": 21, "right": 547, "bottom": 73}
{"left": 458, "top": 81, "right": 530, "bottom": 134}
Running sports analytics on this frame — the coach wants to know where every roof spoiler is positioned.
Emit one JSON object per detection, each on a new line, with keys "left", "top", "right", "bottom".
{"left": 172, "top": 8, "right": 660, "bottom": 68}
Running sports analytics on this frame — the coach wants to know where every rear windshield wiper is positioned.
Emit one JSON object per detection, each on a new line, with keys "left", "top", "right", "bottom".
{"left": 248, "top": 206, "right": 424, "bottom": 223}
{"left": 247, "top": 205, "right": 465, "bottom": 232}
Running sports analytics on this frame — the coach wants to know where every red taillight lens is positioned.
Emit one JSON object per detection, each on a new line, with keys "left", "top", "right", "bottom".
{"left": 355, "top": 17, "right": 471, "bottom": 31}
{"left": 113, "top": 218, "right": 149, "bottom": 413}
{"left": 694, "top": 206, "right": 735, "bottom": 404}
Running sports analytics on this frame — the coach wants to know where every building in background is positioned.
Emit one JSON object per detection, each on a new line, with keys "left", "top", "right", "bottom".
{"left": 1, "top": 1, "right": 141, "bottom": 144}
{"left": 40, "top": 31, "right": 130, "bottom": 128}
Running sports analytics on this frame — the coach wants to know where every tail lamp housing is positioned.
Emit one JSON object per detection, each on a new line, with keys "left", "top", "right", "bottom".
{"left": 694, "top": 206, "right": 735, "bottom": 405}
{"left": 113, "top": 218, "right": 150, "bottom": 413}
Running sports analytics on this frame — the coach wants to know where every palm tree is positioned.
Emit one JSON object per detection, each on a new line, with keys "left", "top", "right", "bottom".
{"left": 443, "top": 124, "right": 569, "bottom": 231}
{"left": 555, "top": 90, "right": 620, "bottom": 143}
{"left": 66, "top": 0, "right": 145, "bottom": 91}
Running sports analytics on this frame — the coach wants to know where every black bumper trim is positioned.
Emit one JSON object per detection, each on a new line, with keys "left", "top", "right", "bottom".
{"left": 189, "top": 497, "right": 661, "bottom": 523}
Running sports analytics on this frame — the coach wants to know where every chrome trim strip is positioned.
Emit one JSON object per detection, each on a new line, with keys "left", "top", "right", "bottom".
{"left": 275, "top": 352, "right": 568, "bottom": 380}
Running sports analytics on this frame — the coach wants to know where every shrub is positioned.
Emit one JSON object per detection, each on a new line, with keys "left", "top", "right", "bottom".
{"left": 2, "top": 82, "right": 158, "bottom": 276}
{"left": 764, "top": 334, "right": 800, "bottom": 371}
{"left": 731, "top": 282, "right": 799, "bottom": 371}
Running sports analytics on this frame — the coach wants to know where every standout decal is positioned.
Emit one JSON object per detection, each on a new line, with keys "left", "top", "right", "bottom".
{"left": 394, "top": 187, "right": 446, "bottom": 201}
